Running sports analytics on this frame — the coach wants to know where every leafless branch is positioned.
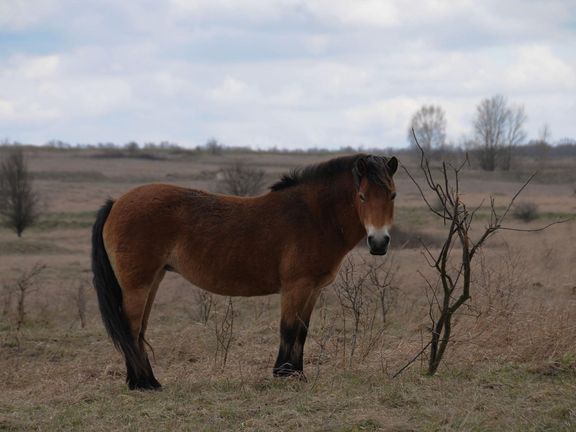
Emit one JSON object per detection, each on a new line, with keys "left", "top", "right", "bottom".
{"left": 399, "top": 130, "right": 563, "bottom": 376}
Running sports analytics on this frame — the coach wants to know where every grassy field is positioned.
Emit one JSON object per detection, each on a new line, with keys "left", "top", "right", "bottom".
{"left": 1, "top": 147, "right": 576, "bottom": 431}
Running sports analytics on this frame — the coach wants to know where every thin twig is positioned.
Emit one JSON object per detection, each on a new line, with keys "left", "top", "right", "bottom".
{"left": 392, "top": 341, "right": 432, "bottom": 378}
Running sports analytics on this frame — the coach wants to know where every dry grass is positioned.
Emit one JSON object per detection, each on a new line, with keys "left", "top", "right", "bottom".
{"left": 1, "top": 149, "right": 576, "bottom": 431}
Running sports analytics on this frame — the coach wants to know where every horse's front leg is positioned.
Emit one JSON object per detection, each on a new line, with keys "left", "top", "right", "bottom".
{"left": 273, "top": 282, "right": 320, "bottom": 379}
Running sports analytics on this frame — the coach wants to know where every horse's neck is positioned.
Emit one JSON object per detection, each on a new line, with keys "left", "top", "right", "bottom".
{"left": 303, "top": 178, "right": 366, "bottom": 251}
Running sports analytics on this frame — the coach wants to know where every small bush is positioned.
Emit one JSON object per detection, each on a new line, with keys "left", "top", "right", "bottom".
{"left": 219, "top": 162, "right": 265, "bottom": 196}
{"left": 0, "top": 147, "right": 40, "bottom": 236}
{"left": 512, "top": 202, "right": 539, "bottom": 222}
{"left": 1, "top": 263, "right": 46, "bottom": 329}
{"left": 193, "top": 289, "right": 214, "bottom": 325}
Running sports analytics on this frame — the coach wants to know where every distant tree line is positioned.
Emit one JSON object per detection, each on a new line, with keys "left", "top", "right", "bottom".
{"left": 27, "top": 138, "right": 344, "bottom": 156}
{"left": 406, "top": 94, "right": 575, "bottom": 171}
{"left": 2, "top": 97, "right": 575, "bottom": 164}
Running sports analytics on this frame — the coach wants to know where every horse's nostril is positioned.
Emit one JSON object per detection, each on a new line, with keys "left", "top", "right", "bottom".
{"left": 367, "top": 234, "right": 390, "bottom": 254}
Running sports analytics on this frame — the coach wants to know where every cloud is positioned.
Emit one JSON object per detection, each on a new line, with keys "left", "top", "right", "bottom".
{"left": 0, "top": 0, "right": 60, "bottom": 30}
{"left": 0, "top": 0, "right": 574, "bottom": 147}
{"left": 505, "top": 45, "right": 576, "bottom": 93}
{"left": 0, "top": 51, "right": 134, "bottom": 125}
{"left": 209, "top": 77, "right": 258, "bottom": 104}
{"left": 9, "top": 54, "right": 61, "bottom": 79}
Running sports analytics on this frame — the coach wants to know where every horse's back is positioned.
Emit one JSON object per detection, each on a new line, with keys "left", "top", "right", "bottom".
{"left": 103, "top": 184, "right": 285, "bottom": 296}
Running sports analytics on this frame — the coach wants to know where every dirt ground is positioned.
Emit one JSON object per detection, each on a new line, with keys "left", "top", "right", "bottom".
{"left": 1, "top": 147, "right": 576, "bottom": 431}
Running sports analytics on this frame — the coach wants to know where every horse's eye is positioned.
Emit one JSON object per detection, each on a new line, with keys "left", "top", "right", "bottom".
{"left": 390, "top": 192, "right": 396, "bottom": 200}
{"left": 359, "top": 193, "right": 366, "bottom": 202}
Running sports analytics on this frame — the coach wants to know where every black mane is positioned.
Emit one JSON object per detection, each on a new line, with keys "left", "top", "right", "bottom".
{"left": 270, "top": 154, "right": 390, "bottom": 192}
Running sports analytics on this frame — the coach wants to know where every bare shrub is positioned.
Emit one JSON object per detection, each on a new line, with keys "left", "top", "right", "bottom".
{"left": 213, "top": 297, "right": 235, "bottom": 369}
{"left": 2, "top": 283, "right": 13, "bottom": 317}
{"left": 193, "top": 289, "right": 214, "bottom": 325}
{"left": 308, "top": 292, "right": 334, "bottom": 377}
{"left": 476, "top": 251, "right": 521, "bottom": 318}
{"left": 464, "top": 249, "right": 575, "bottom": 368}
{"left": 10, "top": 264, "right": 46, "bottom": 330}
{"left": 0, "top": 147, "right": 40, "bottom": 237}
{"left": 219, "top": 161, "right": 265, "bottom": 196}
{"left": 367, "top": 258, "right": 398, "bottom": 324}
{"left": 401, "top": 131, "right": 556, "bottom": 376}
{"left": 253, "top": 297, "right": 271, "bottom": 321}
{"left": 334, "top": 255, "right": 397, "bottom": 366}
{"left": 512, "top": 201, "right": 539, "bottom": 222}
{"left": 460, "top": 248, "right": 526, "bottom": 354}
{"left": 335, "top": 257, "right": 367, "bottom": 365}
{"left": 75, "top": 281, "right": 87, "bottom": 329}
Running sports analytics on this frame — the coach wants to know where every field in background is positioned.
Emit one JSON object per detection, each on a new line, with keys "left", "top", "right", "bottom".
{"left": 1, "top": 147, "right": 576, "bottom": 431}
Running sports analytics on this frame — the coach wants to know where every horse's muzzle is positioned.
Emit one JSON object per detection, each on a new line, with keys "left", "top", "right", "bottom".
{"left": 368, "top": 234, "right": 390, "bottom": 256}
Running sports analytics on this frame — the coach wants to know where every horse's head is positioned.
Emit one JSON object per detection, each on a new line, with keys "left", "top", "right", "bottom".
{"left": 352, "top": 155, "right": 398, "bottom": 255}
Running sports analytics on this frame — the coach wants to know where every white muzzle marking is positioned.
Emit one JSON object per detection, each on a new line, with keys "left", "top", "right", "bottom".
{"left": 365, "top": 224, "right": 391, "bottom": 254}
{"left": 366, "top": 224, "right": 390, "bottom": 241}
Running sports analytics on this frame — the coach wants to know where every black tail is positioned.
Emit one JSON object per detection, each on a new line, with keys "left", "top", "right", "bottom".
{"left": 91, "top": 200, "right": 147, "bottom": 384}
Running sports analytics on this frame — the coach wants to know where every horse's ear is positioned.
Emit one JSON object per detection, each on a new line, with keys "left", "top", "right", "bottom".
{"left": 386, "top": 156, "right": 398, "bottom": 176}
{"left": 352, "top": 156, "right": 367, "bottom": 189}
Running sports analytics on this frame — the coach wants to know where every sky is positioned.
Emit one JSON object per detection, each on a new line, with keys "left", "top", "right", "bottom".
{"left": 0, "top": 0, "right": 575, "bottom": 150}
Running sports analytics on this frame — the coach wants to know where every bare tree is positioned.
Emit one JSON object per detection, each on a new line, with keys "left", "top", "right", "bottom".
{"left": 205, "top": 138, "right": 224, "bottom": 155}
{"left": 472, "top": 95, "right": 526, "bottom": 171}
{"left": 398, "top": 132, "right": 564, "bottom": 376}
{"left": 408, "top": 105, "right": 446, "bottom": 151}
{"left": 219, "top": 161, "right": 265, "bottom": 196}
{"left": 533, "top": 123, "right": 552, "bottom": 163}
{"left": 539, "top": 123, "right": 552, "bottom": 144}
{"left": 124, "top": 141, "right": 140, "bottom": 154}
{"left": 0, "top": 147, "right": 40, "bottom": 237}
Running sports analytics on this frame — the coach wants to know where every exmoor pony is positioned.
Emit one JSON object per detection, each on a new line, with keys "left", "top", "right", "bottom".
{"left": 92, "top": 154, "right": 398, "bottom": 389}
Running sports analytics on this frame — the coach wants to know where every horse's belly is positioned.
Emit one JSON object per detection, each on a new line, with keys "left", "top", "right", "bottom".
{"left": 173, "top": 256, "right": 280, "bottom": 297}
{"left": 169, "top": 233, "right": 283, "bottom": 296}
{"left": 186, "top": 273, "right": 279, "bottom": 297}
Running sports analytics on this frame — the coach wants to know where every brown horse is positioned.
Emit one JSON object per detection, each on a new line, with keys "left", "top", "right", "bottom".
{"left": 91, "top": 153, "right": 398, "bottom": 389}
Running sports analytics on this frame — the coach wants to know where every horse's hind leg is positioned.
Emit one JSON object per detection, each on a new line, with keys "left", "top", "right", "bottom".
{"left": 137, "top": 270, "right": 165, "bottom": 388}
{"left": 121, "top": 269, "right": 164, "bottom": 390}
{"left": 273, "top": 283, "right": 320, "bottom": 378}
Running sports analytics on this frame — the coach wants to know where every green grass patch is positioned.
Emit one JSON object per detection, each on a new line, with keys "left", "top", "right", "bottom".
{"left": 33, "top": 171, "right": 107, "bottom": 182}
{"left": 0, "top": 238, "right": 72, "bottom": 255}
{"left": 32, "top": 211, "right": 96, "bottom": 231}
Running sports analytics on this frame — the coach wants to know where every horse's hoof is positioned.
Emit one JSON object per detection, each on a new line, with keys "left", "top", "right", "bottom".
{"left": 273, "top": 365, "right": 307, "bottom": 381}
{"left": 127, "top": 376, "right": 162, "bottom": 391}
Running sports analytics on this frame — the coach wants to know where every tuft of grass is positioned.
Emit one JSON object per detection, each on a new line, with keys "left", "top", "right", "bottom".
{"left": 512, "top": 202, "right": 539, "bottom": 222}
